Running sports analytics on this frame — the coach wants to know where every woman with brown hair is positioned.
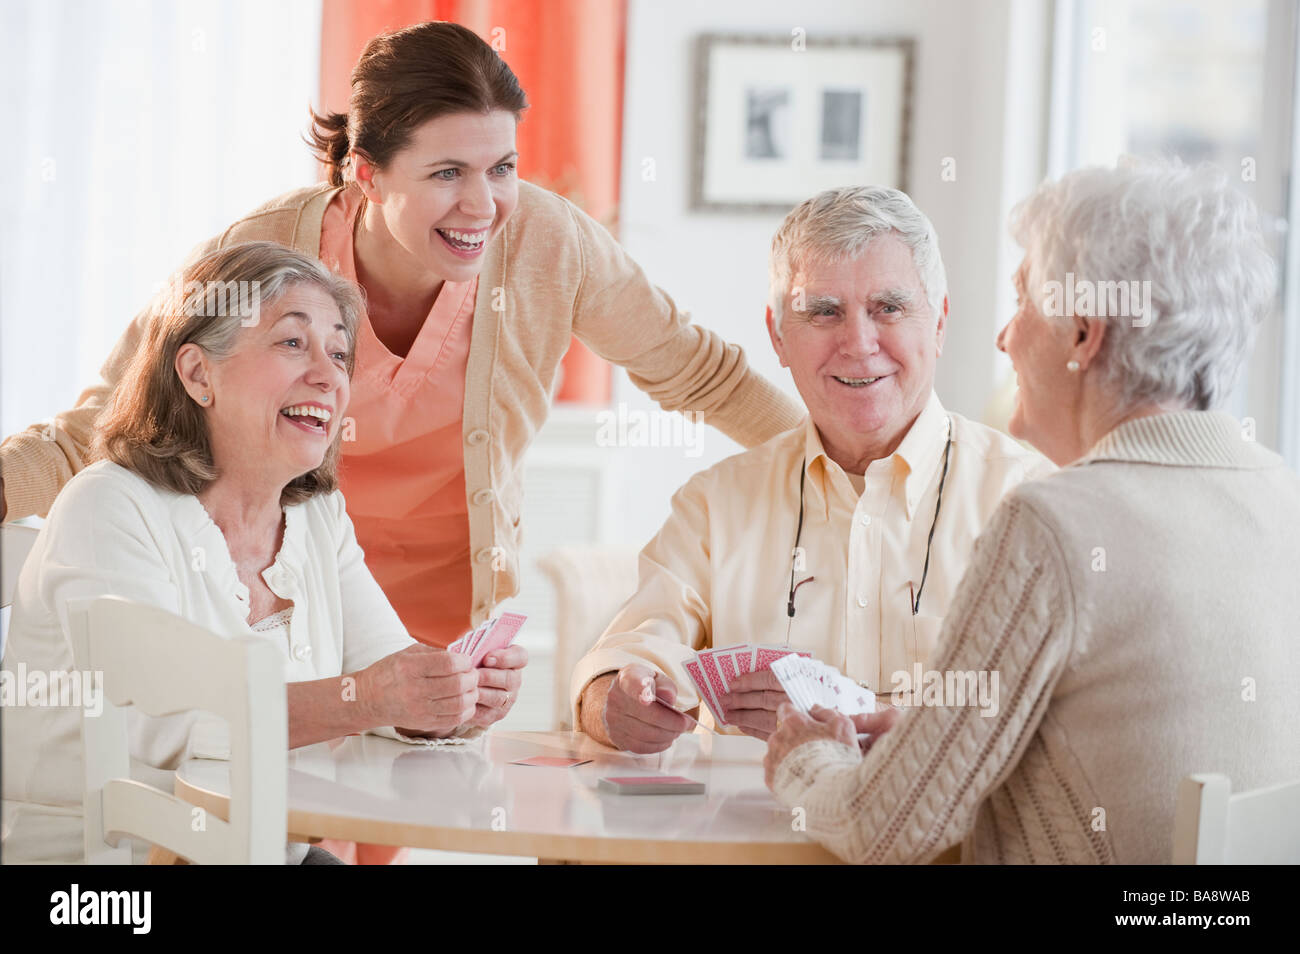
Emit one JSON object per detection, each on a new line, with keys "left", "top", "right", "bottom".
{"left": 2, "top": 243, "right": 481, "bottom": 865}
{"left": 0, "top": 21, "right": 803, "bottom": 862}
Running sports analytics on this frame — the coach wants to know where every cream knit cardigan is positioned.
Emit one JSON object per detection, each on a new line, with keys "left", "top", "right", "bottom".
{"left": 0, "top": 182, "right": 805, "bottom": 627}
{"left": 771, "top": 411, "right": 1300, "bottom": 864}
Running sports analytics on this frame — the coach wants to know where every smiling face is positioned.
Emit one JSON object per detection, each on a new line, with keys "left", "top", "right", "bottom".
{"left": 182, "top": 284, "right": 353, "bottom": 490}
{"left": 996, "top": 258, "right": 1082, "bottom": 463}
{"left": 357, "top": 110, "right": 520, "bottom": 283}
{"left": 767, "top": 233, "right": 946, "bottom": 470}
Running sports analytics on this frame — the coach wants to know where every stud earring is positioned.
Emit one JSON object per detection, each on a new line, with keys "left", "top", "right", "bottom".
{"left": 1066, "top": 360, "right": 1080, "bottom": 372}
{"left": 201, "top": 395, "right": 210, "bottom": 403}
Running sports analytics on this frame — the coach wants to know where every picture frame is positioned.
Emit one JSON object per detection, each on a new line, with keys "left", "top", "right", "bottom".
{"left": 690, "top": 33, "right": 915, "bottom": 213}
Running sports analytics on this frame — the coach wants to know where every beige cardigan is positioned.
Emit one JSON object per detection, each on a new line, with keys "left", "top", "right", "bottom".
{"left": 0, "top": 182, "right": 804, "bottom": 625}
{"left": 771, "top": 411, "right": 1300, "bottom": 863}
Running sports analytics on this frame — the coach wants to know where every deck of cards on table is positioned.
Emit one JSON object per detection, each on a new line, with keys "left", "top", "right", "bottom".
{"left": 682, "top": 645, "right": 812, "bottom": 727}
{"left": 770, "top": 654, "right": 876, "bottom": 716}
{"left": 448, "top": 613, "right": 526, "bottom": 667}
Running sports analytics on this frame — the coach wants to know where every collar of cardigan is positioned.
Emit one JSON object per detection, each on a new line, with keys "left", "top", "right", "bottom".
{"left": 169, "top": 489, "right": 310, "bottom": 602}
{"left": 1078, "top": 409, "right": 1275, "bottom": 470}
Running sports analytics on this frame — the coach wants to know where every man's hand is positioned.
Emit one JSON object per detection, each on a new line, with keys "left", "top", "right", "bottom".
{"left": 763, "top": 703, "right": 858, "bottom": 789}
{"left": 466, "top": 645, "right": 529, "bottom": 730}
{"left": 585, "top": 663, "right": 692, "bottom": 753}
{"left": 357, "top": 644, "right": 478, "bottom": 738}
{"left": 719, "top": 670, "right": 788, "bottom": 740}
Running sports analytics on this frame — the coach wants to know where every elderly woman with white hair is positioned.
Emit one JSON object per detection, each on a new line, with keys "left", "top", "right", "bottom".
{"left": 1, "top": 242, "right": 518, "bottom": 864}
{"left": 763, "top": 160, "right": 1300, "bottom": 864}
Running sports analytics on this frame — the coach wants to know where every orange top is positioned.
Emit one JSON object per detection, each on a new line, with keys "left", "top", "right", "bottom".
{"left": 318, "top": 187, "right": 475, "bottom": 647}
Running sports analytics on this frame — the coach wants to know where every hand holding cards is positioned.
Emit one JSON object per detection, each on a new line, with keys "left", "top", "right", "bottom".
{"left": 448, "top": 613, "right": 526, "bottom": 667}
{"left": 682, "top": 644, "right": 811, "bottom": 726}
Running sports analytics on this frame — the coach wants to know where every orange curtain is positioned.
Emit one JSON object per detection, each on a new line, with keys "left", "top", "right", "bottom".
{"left": 319, "top": 0, "right": 622, "bottom": 403}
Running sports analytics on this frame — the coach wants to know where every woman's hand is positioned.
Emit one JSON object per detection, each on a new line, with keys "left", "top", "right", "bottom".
{"left": 466, "top": 645, "right": 529, "bottom": 730}
{"left": 763, "top": 703, "right": 858, "bottom": 789}
{"left": 357, "top": 644, "right": 478, "bottom": 738}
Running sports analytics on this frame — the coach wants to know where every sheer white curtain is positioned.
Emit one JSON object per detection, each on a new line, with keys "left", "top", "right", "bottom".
{"left": 0, "top": 0, "right": 322, "bottom": 440}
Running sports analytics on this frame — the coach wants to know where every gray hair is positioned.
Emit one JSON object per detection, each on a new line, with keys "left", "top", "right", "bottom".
{"left": 96, "top": 241, "right": 364, "bottom": 507}
{"left": 768, "top": 185, "right": 948, "bottom": 331}
{"left": 1010, "top": 159, "right": 1276, "bottom": 411}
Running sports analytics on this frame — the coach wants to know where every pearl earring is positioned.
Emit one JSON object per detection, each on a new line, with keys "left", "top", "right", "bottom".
{"left": 1066, "top": 361, "right": 1080, "bottom": 372}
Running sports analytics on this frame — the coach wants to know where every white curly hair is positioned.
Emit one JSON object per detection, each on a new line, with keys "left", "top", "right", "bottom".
{"left": 1010, "top": 158, "right": 1277, "bottom": 410}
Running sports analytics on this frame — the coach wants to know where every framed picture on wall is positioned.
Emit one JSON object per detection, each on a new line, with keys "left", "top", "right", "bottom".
{"left": 690, "top": 33, "right": 915, "bottom": 213}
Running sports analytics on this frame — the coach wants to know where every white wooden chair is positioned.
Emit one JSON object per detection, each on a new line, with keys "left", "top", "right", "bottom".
{"left": 1, "top": 524, "right": 40, "bottom": 608}
{"left": 1172, "top": 772, "right": 1300, "bottom": 864}
{"left": 536, "top": 544, "right": 640, "bottom": 730}
{"left": 68, "top": 595, "right": 287, "bottom": 864}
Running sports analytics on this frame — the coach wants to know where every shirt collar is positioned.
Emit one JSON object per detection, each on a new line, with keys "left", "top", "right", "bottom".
{"left": 1078, "top": 410, "right": 1273, "bottom": 470}
{"left": 802, "top": 390, "right": 950, "bottom": 520}
{"left": 889, "top": 391, "right": 951, "bottom": 520}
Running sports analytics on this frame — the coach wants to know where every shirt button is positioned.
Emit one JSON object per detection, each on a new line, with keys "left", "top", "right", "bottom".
{"left": 475, "top": 547, "right": 495, "bottom": 564}
{"left": 292, "top": 644, "right": 312, "bottom": 662}
{"left": 466, "top": 429, "right": 490, "bottom": 446}
{"left": 472, "top": 489, "right": 494, "bottom": 506}
{"left": 858, "top": 514, "right": 872, "bottom": 527}
{"left": 856, "top": 596, "right": 869, "bottom": 608}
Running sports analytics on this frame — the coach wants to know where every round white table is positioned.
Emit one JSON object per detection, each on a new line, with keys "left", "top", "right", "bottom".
{"left": 174, "top": 729, "right": 844, "bottom": 864}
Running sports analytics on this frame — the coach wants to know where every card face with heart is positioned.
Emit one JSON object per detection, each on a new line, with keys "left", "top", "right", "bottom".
{"left": 769, "top": 654, "right": 875, "bottom": 716}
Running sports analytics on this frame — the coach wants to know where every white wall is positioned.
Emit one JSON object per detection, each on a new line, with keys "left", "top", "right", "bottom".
{"left": 1, "top": 0, "right": 322, "bottom": 443}
{"left": 606, "top": 0, "right": 1049, "bottom": 549}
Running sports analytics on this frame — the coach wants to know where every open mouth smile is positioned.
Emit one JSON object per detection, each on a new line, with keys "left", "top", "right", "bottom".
{"left": 435, "top": 227, "right": 489, "bottom": 257}
{"left": 279, "top": 403, "right": 331, "bottom": 436}
{"left": 832, "top": 374, "right": 891, "bottom": 389}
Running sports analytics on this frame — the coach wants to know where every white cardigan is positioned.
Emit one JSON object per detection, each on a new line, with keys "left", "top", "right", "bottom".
{"left": 1, "top": 460, "right": 460, "bottom": 864}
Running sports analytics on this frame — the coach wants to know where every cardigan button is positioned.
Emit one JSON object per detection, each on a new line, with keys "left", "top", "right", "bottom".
{"left": 472, "top": 489, "right": 494, "bottom": 506}
{"left": 291, "top": 644, "right": 312, "bottom": 662}
{"left": 475, "top": 547, "right": 495, "bottom": 564}
{"left": 466, "top": 429, "right": 490, "bottom": 446}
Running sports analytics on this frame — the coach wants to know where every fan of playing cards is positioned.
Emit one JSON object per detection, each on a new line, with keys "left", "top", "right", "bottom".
{"left": 682, "top": 644, "right": 811, "bottom": 727}
{"left": 448, "top": 613, "right": 526, "bottom": 667}
{"left": 770, "top": 654, "right": 875, "bottom": 716}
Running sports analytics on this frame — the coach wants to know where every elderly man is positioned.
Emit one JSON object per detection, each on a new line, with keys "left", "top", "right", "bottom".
{"left": 572, "top": 186, "right": 1054, "bottom": 753}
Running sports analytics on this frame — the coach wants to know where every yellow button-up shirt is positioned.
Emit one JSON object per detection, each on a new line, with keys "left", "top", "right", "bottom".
{"left": 570, "top": 392, "right": 1054, "bottom": 730}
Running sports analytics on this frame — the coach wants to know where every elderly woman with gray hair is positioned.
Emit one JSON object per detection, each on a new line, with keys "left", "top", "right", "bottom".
{"left": 1, "top": 242, "right": 514, "bottom": 865}
{"left": 763, "top": 160, "right": 1300, "bottom": 864}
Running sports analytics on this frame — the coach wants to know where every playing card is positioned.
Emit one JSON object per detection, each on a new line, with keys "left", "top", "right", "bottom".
{"left": 598, "top": 776, "right": 705, "bottom": 795}
{"left": 770, "top": 655, "right": 875, "bottom": 717}
{"left": 471, "top": 611, "right": 526, "bottom": 666}
{"left": 732, "top": 644, "right": 755, "bottom": 676}
{"left": 510, "top": 756, "right": 591, "bottom": 768}
{"left": 716, "top": 651, "right": 739, "bottom": 686}
{"left": 683, "top": 658, "right": 727, "bottom": 726}
{"left": 754, "top": 645, "right": 812, "bottom": 671}
{"left": 697, "top": 650, "right": 733, "bottom": 712}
